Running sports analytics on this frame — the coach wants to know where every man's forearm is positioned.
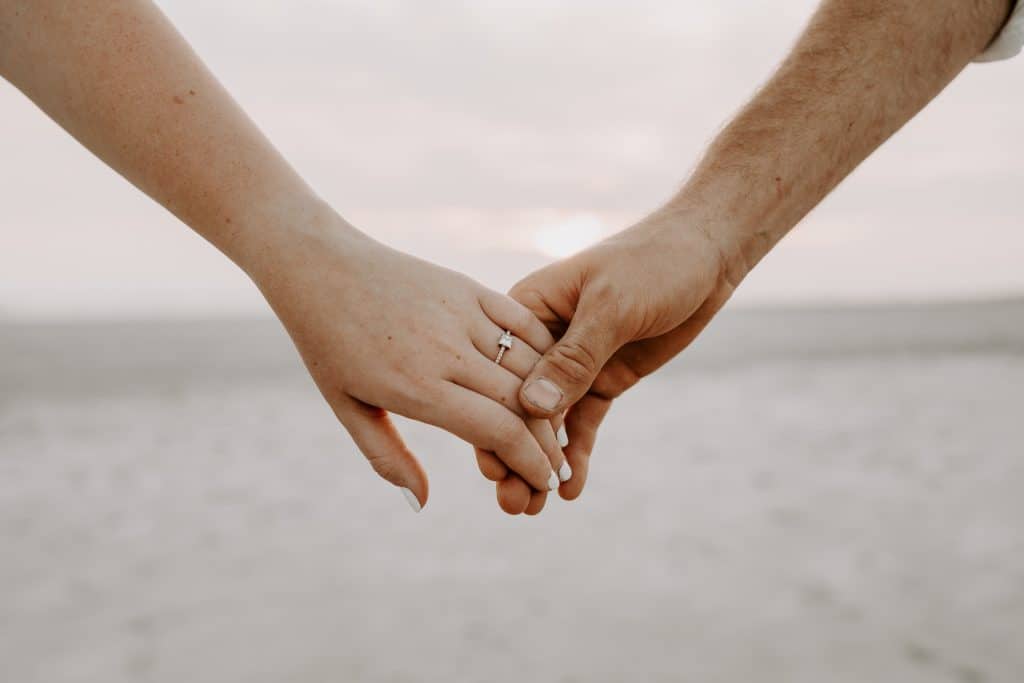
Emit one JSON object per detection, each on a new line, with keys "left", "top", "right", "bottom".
{"left": 667, "top": 0, "right": 1013, "bottom": 283}
{"left": 0, "top": 0, "right": 325, "bottom": 273}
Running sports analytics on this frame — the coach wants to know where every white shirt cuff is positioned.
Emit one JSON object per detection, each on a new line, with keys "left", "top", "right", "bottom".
{"left": 976, "top": 1, "right": 1024, "bottom": 62}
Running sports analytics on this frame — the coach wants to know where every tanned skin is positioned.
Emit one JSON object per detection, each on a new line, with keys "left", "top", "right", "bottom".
{"left": 479, "top": 0, "right": 1015, "bottom": 513}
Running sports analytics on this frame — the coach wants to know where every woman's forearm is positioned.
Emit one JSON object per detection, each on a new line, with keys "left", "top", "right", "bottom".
{"left": 666, "top": 0, "right": 1013, "bottom": 283}
{"left": 0, "top": 1, "right": 570, "bottom": 510}
{"left": 0, "top": 0, "right": 324, "bottom": 272}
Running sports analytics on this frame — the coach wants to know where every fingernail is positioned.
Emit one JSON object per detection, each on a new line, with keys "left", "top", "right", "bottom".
{"left": 558, "top": 460, "right": 573, "bottom": 482}
{"left": 547, "top": 471, "right": 559, "bottom": 491}
{"left": 556, "top": 424, "right": 569, "bottom": 448}
{"left": 524, "top": 377, "right": 563, "bottom": 412}
{"left": 400, "top": 487, "right": 422, "bottom": 513}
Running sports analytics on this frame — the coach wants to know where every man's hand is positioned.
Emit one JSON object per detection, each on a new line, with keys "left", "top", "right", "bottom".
{"left": 475, "top": 0, "right": 1015, "bottom": 512}
{"left": 475, "top": 209, "right": 744, "bottom": 510}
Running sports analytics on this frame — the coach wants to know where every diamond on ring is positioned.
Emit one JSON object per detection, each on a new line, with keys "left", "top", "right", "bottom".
{"left": 495, "top": 330, "right": 513, "bottom": 364}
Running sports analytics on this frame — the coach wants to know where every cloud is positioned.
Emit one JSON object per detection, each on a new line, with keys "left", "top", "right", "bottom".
{"left": 1, "top": 0, "right": 1021, "bottom": 317}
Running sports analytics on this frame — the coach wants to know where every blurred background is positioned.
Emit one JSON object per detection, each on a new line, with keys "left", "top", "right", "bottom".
{"left": 1, "top": 1, "right": 1022, "bottom": 682}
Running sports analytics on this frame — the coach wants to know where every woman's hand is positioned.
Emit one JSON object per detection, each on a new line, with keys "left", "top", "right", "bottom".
{"left": 248, "top": 206, "right": 567, "bottom": 511}
{"left": 475, "top": 209, "right": 747, "bottom": 510}
{"left": 0, "top": 0, "right": 567, "bottom": 513}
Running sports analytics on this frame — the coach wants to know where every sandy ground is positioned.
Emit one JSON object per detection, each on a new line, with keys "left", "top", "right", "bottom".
{"left": 2, "top": 300, "right": 1023, "bottom": 683}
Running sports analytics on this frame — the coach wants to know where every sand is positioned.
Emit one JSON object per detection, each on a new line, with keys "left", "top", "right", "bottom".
{"left": 2, "top": 300, "right": 1023, "bottom": 682}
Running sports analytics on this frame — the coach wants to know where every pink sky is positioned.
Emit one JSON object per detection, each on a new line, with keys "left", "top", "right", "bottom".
{"left": 1, "top": 0, "right": 1022, "bottom": 318}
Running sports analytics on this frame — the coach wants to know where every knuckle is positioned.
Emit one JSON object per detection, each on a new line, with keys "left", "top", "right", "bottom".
{"left": 579, "top": 272, "right": 618, "bottom": 304}
{"left": 549, "top": 340, "right": 600, "bottom": 385}
{"left": 588, "top": 277, "right": 617, "bottom": 302}
{"left": 435, "top": 335, "right": 463, "bottom": 359}
{"left": 508, "top": 306, "right": 534, "bottom": 337}
{"left": 507, "top": 281, "right": 536, "bottom": 305}
{"left": 366, "top": 451, "right": 400, "bottom": 484}
{"left": 507, "top": 284, "right": 548, "bottom": 318}
{"left": 585, "top": 279, "right": 625, "bottom": 321}
{"left": 390, "top": 375, "right": 435, "bottom": 415}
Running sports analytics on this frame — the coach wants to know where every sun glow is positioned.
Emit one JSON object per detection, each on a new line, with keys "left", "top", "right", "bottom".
{"left": 533, "top": 215, "right": 605, "bottom": 259}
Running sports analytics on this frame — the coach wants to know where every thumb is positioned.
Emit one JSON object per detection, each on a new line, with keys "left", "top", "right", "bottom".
{"left": 519, "top": 288, "right": 623, "bottom": 418}
{"left": 338, "top": 400, "right": 429, "bottom": 513}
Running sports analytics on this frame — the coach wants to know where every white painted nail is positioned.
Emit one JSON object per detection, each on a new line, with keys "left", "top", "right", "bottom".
{"left": 400, "top": 487, "right": 422, "bottom": 513}
{"left": 547, "top": 471, "right": 559, "bottom": 491}
{"left": 558, "top": 460, "right": 573, "bottom": 482}
{"left": 556, "top": 425, "right": 569, "bottom": 448}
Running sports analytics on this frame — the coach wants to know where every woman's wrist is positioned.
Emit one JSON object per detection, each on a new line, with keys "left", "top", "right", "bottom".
{"left": 211, "top": 191, "right": 370, "bottom": 287}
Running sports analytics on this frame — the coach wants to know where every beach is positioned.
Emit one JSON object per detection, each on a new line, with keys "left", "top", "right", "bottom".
{"left": 2, "top": 300, "right": 1023, "bottom": 682}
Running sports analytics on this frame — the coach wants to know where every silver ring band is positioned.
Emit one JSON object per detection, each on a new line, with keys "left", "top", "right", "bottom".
{"left": 494, "top": 330, "right": 513, "bottom": 364}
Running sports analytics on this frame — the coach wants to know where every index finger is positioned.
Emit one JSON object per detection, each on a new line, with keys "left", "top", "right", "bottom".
{"left": 557, "top": 393, "right": 612, "bottom": 501}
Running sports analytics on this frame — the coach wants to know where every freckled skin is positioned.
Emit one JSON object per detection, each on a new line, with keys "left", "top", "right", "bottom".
{"left": 0, "top": 0, "right": 568, "bottom": 512}
{"left": 0, "top": 1, "right": 312, "bottom": 260}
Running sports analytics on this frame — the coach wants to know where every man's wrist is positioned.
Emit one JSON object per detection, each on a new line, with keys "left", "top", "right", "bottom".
{"left": 645, "top": 190, "right": 766, "bottom": 291}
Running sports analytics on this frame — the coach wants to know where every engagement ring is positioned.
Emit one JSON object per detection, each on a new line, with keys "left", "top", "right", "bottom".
{"left": 495, "top": 330, "right": 513, "bottom": 365}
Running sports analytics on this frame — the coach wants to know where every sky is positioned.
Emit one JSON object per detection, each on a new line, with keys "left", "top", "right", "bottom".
{"left": 1, "top": 0, "right": 1022, "bottom": 319}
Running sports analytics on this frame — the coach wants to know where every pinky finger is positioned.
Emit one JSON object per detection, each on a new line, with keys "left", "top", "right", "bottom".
{"left": 496, "top": 475, "right": 532, "bottom": 515}
{"left": 475, "top": 447, "right": 508, "bottom": 481}
{"left": 524, "top": 488, "right": 548, "bottom": 516}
